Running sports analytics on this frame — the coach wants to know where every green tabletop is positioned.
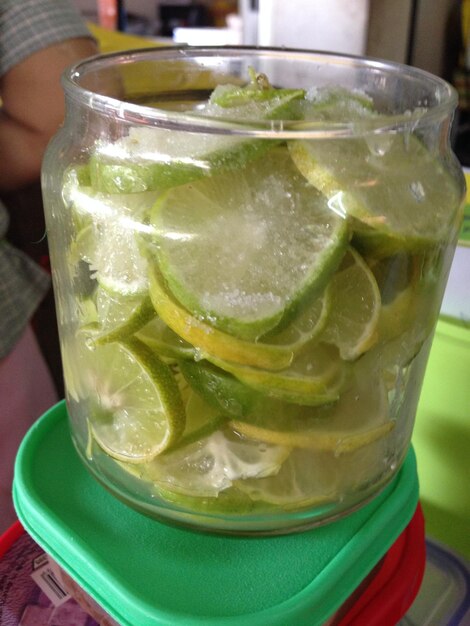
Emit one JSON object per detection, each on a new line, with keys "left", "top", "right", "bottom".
{"left": 412, "top": 317, "right": 470, "bottom": 559}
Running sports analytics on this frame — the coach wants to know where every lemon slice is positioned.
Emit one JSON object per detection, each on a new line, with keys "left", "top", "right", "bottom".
{"left": 148, "top": 264, "right": 293, "bottom": 371}
{"left": 321, "top": 247, "right": 381, "bottom": 360}
{"left": 231, "top": 362, "right": 392, "bottom": 453}
{"left": 208, "top": 343, "right": 345, "bottom": 407}
{"left": 289, "top": 133, "right": 462, "bottom": 253}
{"left": 151, "top": 147, "right": 348, "bottom": 340}
{"left": 87, "top": 338, "right": 185, "bottom": 463}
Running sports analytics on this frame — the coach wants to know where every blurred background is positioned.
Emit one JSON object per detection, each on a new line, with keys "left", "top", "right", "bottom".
{"left": 72, "top": 0, "right": 470, "bottom": 166}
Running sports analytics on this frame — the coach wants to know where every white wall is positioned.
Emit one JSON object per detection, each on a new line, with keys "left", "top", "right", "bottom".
{"left": 257, "top": 0, "right": 370, "bottom": 56}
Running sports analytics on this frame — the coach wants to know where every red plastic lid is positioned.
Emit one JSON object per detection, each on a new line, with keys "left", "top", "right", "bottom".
{"left": 0, "top": 520, "right": 23, "bottom": 557}
{"left": 336, "top": 503, "right": 426, "bottom": 625}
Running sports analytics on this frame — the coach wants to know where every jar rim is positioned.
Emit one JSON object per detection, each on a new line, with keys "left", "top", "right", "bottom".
{"left": 62, "top": 45, "right": 458, "bottom": 138}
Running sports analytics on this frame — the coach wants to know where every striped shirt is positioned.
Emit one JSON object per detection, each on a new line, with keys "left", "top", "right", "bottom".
{"left": 0, "top": 0, "right": 92, "bottom": 358}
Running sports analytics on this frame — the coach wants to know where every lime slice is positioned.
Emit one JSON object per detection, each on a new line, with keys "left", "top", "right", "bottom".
{"left": 62, "top": 165, "right": 92, "bottom": 231}
{"left": 298, "top": 86, "right": 375, "bottom": 122}
{"left": 88, "top": 338, "right": 185, "bottom": 463}
{"left": 376, "top": 286, "right": 416, "bottom": 343}
{"left": 81, "top": 289, "right": 156, "bottom": 344}
{"left": 289, "top": 133, "right": 462, "bottom": 252}
{"left": 136, "top": 316, "right": 196, "bottom": 360}
{"left": 90, "top": 221, "right": 149, "bottom": 296}
{"left": 114, "top": 391, "right": 257, "bottom": 513}
{"left": 62, "top": 336, "right": 90, "bottom": 403}
{"left": 153, "top": 484, "right": 256, "bottom": 515}
{"left": 89, "top": 127, "right": 275, "bottom": 195}
{"left": 207, "top": 69, "right": 304, "bottom": 121}
{"left": 151, "top": 147, "right": 348, "bottom": 340}
{"left": 126, "top": 424, "right": 290, "bottom": 498}
{"left": 166, "top": 390, "right": 229, "bottom": 452}
{"left": 66, "top": 185, "right": 158, "bottom": 296}
{"left": 321, "top": 247, "right": 381, "bottom": 360}
{"left": 234, "top": 448, "right": 338, "bottom": 509}
{"left": 231, "top": 362, "right": 392, "bottom": 453}
{"left": 208, "top": 343, "right": 345, "bottom": 407}
{"left": 148, "top": 264, "right": 293, "bottom": 371}
{"left": 371, "top": 252, "right": 420, "bottom": 343}
{"left": 88, "top": 69, "right": 306, "bottom": 196}
{"left": 260, "top": 286, "right": 331, "bottom": 351}
{"left": 179, "top": 359, "right": 264, "bottom": 419}
{"left": 235, "top": 438, "right": 389, "bottom": 510}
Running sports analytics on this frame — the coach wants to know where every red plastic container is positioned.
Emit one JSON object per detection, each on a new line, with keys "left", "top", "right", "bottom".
{"left": 0, "top": 506, "right": 425, "bottom": 626}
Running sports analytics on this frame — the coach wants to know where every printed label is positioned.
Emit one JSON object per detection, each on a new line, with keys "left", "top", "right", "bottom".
{"left": 30, "top": 556, "right": 70, "bottom": 607}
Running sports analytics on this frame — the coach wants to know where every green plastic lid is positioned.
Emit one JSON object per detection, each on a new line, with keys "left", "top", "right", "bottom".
{"left": 13, "top": 401, "right": 419, "bottom": 626}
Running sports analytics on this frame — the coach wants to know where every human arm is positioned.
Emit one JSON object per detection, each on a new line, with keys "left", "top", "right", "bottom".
{"left": 0, "top": 36, "right": 97, "bottom": 192}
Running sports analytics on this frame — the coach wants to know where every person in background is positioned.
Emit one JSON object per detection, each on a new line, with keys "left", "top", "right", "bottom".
{"left": 0, "top": 0, "right": 97, "bottom": 534}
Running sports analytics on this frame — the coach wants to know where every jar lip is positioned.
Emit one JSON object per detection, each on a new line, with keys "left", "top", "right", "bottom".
{"left": 62, "top": 45, "right": 458, "bottom": 138}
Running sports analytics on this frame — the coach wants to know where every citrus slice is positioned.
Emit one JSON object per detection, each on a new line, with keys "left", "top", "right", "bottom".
{"left": 88, "top": 338, "right": 185, "bottom": 463}
{"left": 367, "top": 251, "right": 435, "bottom": 345}
{"left": 62, "top": 336, "right": 91, "bottom": 403}
{"left": 260, "top": 286, "right": 331, "bottom": 351}
{"left": 320, "top": 247, "right": 381, "bottom": 360}
{"left": 136, "top": 316, "right": 196, "bottom": 360}
{"left": 376, "top": 286, "right": 416, "bottom": 343}
{"left": 81, "top": 289, "right": 156, "bottom": 344}
{"left": 66, "top": 185, "right": 159, "bottom": 296}
{"left": 166, "top": 390, "right": 229, "bottom": 452}
{"left": 89, "top": 126, "right": 275, "bottom": 195}
{"left": 151, "top": 147, "right": 348, "bottom": 340}
{"left": 234, "top": 448, "right": 338, "bottom": 509}
{"left": 235, "top": 438, "right": 390, "bottom": 510}
{"left": 62, "top": 165, "right": 92, "bottom": 231}
{"left": 179, "top": 359, "right": 260, "bottom": 419}
{"left": 207, "top": 343, "right": 345, "bottom": 407}
{"left": 289, "top": 132, "right": 462, "bottom": 253}
{"left": 231, "top": 361, "right": 392, "bottom": 453}
{"left": 114, "top": 391, "right": 258, "bottom": 513}
{"left": 299, "top": 86, "right": 374, "bottom": 122}
{"left": 152, "top": 484, "right": 256, "bottom": 515}
{"left": 88, "top": 68, "right": 306, "bottom": 196}
{"left": 207, "top": 68, "right": 304, "bottom": 121}
{"left": 126, "top": 423, "right": 291, "bottom": 498}
{"left": 148, "top": 264, "right": 293, "bottom": 371}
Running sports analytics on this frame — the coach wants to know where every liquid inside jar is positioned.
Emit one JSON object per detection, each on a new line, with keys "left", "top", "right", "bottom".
{"left": 52, "top": 68, "right": 463, "bottom": 534}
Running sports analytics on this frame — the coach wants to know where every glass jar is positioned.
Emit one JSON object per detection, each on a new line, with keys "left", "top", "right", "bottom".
{"left": 41, "top": 47, "right": 464, "bottom": 535}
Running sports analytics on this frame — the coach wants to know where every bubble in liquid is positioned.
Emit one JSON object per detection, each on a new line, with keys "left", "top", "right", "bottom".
{"left": 84, "top": 336, "right": 96, "bottom": 351}
{"left": 366, "top": 134, "right": 393, "bottom": 157}
{"left": 193, "top": 348, "right": 204, "bottom": 362}
{"left": 195, "top": 455, "right": 215, "bottom": 474}
{"left": 410, "top": 180, "right": 425, "bottom": 202}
